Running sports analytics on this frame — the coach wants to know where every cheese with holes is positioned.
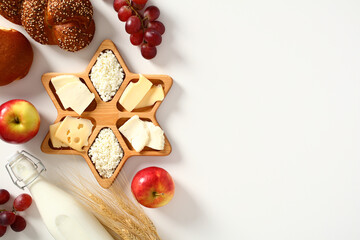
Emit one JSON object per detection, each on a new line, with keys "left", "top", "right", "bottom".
{"left": 54, "top": 116, "right": 93, "bottom": 152}
{"left": 135, "top": 84, "right": 164, "bottom": 109}
{"left": 51, "top": 75, "right": 80, "bottom": 91}
{"left": 119, "top": 74, "right": 152, "bottom": 112}
{"left": 144, "top": 121, "right": 165, "bottom": 150}
{"left": 49, "top": 122, "right": 68, "bottom": 148}
{"left": 56, "top": 81, "right": 95, "bottom": 115}
{"left": 119, "top": 115, "right": 149, "bottom": 152}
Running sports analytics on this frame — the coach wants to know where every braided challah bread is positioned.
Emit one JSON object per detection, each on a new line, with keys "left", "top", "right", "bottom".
{"left": 0, "top": 0, "right": 95, "bottom": 52}
{"left": 0, "top": 0, "right": 23, "bottom": 25}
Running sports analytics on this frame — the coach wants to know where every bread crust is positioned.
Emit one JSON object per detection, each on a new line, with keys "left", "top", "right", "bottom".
{"left": 1, "top": 0, "right": 95, "bottom": 52}
{"left": 0, "top": 28, "right": 33, "bottom": 86}
{"left": 0, "top": 0, "right": 23, "bottom": 25}
{"left": 21, "top": 0, "right": 49, "bottom": 45}
{"left": 47, "top": 0, "right": 95, "bottom": 51}
{"left": 46, "top": 0, "right": 93, "bottom": 26}
{"left": 52, "top": 20, "right": 95, "bottom": 52}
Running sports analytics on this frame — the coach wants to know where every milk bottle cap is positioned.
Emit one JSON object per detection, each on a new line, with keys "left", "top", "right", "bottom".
{"left": 5, "top": 150, "right": 46, "bottom": 189}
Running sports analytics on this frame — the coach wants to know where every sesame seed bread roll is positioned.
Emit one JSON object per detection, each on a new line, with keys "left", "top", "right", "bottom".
{"left": 21, "top": 0, "right": 50, "bottom": 45}
{"left": 46, "top": 0, "right": 95, "bottom": 51}
{"left": 0, "top": 0, "right": 95, "bottom": 52}
{"left": 0, "top": 0, "right": 23, "bottom": 25}
{"left": 21, "top": 0, "right": 95, "bottom": 51}
{"left": 46, "top": 0, "right": 94, "bottom": 26}
{"left": 0, "top": 27, "right": 33, "bottom": 86}
{"left": 52, "top": 20, "right": 95, "bottom": 52}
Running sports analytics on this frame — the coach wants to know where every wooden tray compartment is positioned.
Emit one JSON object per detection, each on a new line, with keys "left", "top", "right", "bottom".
{"left": 41, "top": 40, "right": 173, "bottom": 188}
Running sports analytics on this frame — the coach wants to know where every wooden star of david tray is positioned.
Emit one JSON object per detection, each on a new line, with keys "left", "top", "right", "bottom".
{"left": 41, "top": 39, "right": 172, "bottom": 188}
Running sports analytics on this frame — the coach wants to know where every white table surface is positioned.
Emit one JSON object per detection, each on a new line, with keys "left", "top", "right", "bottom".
{"left": 1, "top": 0, "right": 360, "bottom": 239}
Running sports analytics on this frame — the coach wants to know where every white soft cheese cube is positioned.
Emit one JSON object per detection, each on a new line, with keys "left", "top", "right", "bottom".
{"left": 119, "top": 115, "right": 149, "bottom": 152}
{"left": 56, "top": 81, "right": 95, "bottom": 115}
{"left": 144, "top": 121, "right": 165, "bottom": 150}
{"left": 51, "top": 75, "right": 80, "bottom": 92}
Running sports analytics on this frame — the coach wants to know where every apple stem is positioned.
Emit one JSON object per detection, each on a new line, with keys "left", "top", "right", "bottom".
{"left": 13, "top": 116, "right": 20, "bottom": 124}
{"left": 153, "top": 192, "right": 164, "bottom": 197}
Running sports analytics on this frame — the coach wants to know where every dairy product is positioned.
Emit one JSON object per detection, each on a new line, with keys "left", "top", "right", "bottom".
{"left": 144, "top": 121, "right": 165, "bottom": 150}
{"left": 88, "top": 128, "right": 124, "bottom": 178}
{"left": 56, "top": 81, "right": 95, "bottom": 115}
{"left": 55, "top": 116, "right": 93, "bottom": 151}
{"left": 119, "top": 74, "right": 152, "bottom": 112}
{"left": 89, "top": 50, "right": 124, "bottom": 102}
{"left": 119, "top": 115, "right": 165, "bottom": 152}
{"left": 51, "top": 75, "right": 80, "bottom": 91}
{"left": 7, "top": 151, "right": 114, "bottom": 240}
{"left": 119, "top": 115, "right": 149, "bottom": 152}
{"left": 49, "top": 122, "right": 68, "bottom": 148}
{"left": 135, "top": 84, "right": 164, "bottom": 109}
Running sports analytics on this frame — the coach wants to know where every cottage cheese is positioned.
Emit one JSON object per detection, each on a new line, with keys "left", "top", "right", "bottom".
{"left": 90, "top": 50, "right": 124, "bottom": 102}
{"left": 88, "top": 128, "right": 124, "bottom": 178}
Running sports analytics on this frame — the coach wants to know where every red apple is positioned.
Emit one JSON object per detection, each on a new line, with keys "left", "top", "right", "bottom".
{"left": 0, "top": 99, "right": 40, "bottom": 143}
{"left": 131, "top": 166, "right": 175, "bottom": 208}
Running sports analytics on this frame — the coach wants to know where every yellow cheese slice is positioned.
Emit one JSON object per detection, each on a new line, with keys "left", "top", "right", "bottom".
{"left": 135, "top": 84, "right": 164, "bottom": 109}
{"left": 119, "top": 115, "right": 149, "bottom": 152}
{"left": 144, "top": 121, "right": 165, "bottom": 150}
{"left": 119, "top": 74, "right": 152, "bottom": 112}
{"left": 54, "top": 116, "right": 93, "bottom": 152}
{"left": 49, "top": 122, "right": 68, "bottom": 148}
{"left": 56, "top": 81, "right": 95, "bottom": 115}
{"left": 51, "top": 75, "right": 80, "bottom": 91}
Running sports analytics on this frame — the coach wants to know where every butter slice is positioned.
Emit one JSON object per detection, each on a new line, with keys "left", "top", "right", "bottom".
{"left": 56, "top": 81, "right": 95, "bottom": 115}
{"left": 144, "top": 121, "right": 165, "bottom": 150}
{"left": 51, "top": 75, "right": 80, "bottom": 91}
{"left": 119, "top": 74, "right": 152, "bottom": 112}
{"left": 119, "top": 115, "right": 149, "bottom": 152}
{"left": 49, "top": 122, "right": 68, "bottom": 148}
{"left": 135, "top": 84, "right": 164, "bottom": 109}
{"left": 55, "top": 116, "right": 93, "bottom": 152}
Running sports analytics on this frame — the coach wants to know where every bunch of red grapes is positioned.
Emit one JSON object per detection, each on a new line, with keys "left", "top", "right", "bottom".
{"left": 113, "top": 0, "right": 165, "bottom": 59}
{"left": 0, "top": 189, "right": 32, "bottom": 237}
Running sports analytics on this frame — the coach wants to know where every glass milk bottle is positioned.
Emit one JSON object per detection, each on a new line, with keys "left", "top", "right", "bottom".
{"left": 5, "top": 150, "right": 114, "bottom": 240}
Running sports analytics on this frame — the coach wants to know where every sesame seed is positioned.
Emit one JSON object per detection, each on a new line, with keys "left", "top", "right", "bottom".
{"left": 1, "top": 0, "right": 95, "bottom": 51}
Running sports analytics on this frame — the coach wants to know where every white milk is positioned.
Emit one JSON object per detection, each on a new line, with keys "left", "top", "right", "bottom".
{"left": 8, "top": 152, "right": 114, "bottom": 240}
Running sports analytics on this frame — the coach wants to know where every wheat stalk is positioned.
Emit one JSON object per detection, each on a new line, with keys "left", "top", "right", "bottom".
{"left": 61, "top": 173, "right": 160, "bottom": 240}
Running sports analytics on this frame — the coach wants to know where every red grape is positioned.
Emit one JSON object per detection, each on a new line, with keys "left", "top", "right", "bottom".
{"left": 131, "top": 1, "right": 146, "bottom": 10}
{"left": 0, "top": 211, "right": 16, "bottom": 226}
{"left": 130, "top": 30, "right": 144, "bottom": 46}
{"left": 10, "top": 215, "right": 26, "bottom": 232}
{"left": 0, "top": 226, "right": 6, "bottom": 237}
{"left": 113, "top": 0, "right": 165, "bottom": 59}
{"left": 147, "top": 21, "right": 165, "bottom": 35}
{"left": 118, "top": 5, "right": 133, "bottom": 22}
{"left": 144, "top": 6, "right": 160, "bottom": 21}
{"left": 144, "top": 29, "right": 162, "bottom": 46}
{"left": 141, "top": 43, "right": 157, "bottom": 59}
{"left": 0, "top": 190, "right": 10, "bottom": 205}
{"left": 125, "top": 16, "right": 141, "bottom": 34}
{"left": 113, "top": 0, "right": 128, "bottom": 12}
{"left": 132, "top": 0, "right": 148, "bottom": 4}
{"left": 13, "top": 194, "right": 32, "bottom": 211}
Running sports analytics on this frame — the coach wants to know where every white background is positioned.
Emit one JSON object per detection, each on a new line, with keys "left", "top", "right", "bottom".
{"left": 1, "top": 0, "right": 360, "bottom": 239}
